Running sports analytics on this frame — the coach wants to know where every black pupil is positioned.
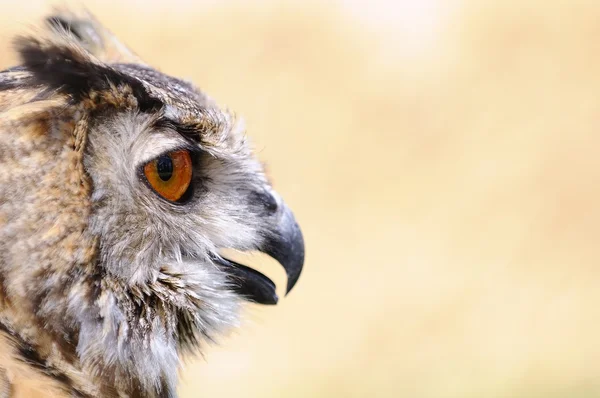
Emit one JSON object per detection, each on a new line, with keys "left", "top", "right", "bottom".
{"left": 156, "top": 155, "right": 173, "bottom": 181}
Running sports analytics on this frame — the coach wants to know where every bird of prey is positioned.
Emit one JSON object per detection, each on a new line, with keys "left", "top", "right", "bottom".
{"left": 0, "top": 10, "right": 304, "bottom": 398}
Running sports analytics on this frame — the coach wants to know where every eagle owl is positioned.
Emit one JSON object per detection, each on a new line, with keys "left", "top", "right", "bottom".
{"left": 0, "top": 10, "right": 304, "bottom": 398}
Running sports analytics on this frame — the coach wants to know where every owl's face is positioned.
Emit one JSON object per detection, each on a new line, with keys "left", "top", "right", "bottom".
{"left": 83, "top": 66, "right": 303, "bottom": 304}
{"left": 0, "top": 15, "right": 303, "bottom": 396}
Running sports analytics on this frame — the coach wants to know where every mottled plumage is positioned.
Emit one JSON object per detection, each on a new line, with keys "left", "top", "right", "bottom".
{"left": 0, "top": 10, "right": 304, "bottom": 397}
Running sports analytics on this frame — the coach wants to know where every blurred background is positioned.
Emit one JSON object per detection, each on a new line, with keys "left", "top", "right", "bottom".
{"left": 2, "top": 0, "right": 600, "bottom": 397}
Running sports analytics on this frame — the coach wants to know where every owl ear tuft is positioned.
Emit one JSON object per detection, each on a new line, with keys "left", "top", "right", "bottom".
{"left": 13, "top": 34, "right": 161, "bottom": 111}
{"left": 45, "top": 9, "right": 142, "bottom": 64}
{"left": 15, "top": 35, "right": 107, "bottom": 100}
{"left": 47, "top": 16, "right": 86, "bottom": 42}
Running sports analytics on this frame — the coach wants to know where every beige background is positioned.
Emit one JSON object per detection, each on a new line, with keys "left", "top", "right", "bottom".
{"left": 2, "top": 0, "right": 600, "bottom": 397}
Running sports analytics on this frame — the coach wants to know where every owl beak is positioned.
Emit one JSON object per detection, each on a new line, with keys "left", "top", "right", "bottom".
{"left": 262, "top": 200, "right": 305, "bottom": 295}
{"left": 216, "top": 195, "right": 304, "bottom": 305}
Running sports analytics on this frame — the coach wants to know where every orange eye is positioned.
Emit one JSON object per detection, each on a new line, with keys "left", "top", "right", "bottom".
{"left": 143, "top": 150, "right": 193, "bottom": 202}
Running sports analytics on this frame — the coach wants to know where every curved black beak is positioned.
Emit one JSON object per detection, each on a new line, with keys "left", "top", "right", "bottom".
{"left": 216, "top": 195, "right": 305, "bottom": 305}
{"left": 263, "top": 203, "right": 305, "bottom": 295}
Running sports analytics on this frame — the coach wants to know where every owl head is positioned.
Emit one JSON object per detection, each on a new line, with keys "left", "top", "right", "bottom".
{"left": 0, "top": 11, "right": 303, "bottom": 397}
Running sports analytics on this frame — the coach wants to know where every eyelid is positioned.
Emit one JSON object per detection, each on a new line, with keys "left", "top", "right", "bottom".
{"left": 156, "top": 144, "right": 201, "bottom": 158}
{"left": 136, "top": 140, "right": 201, "bottom": 167}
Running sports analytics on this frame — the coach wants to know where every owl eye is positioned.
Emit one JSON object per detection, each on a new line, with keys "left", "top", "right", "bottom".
{"left": 143, "top": 150, "right": 193, "bottom": 202}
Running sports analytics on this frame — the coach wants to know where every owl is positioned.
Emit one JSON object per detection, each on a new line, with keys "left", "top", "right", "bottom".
{"left": 0, "top": 10, "right": 304, "bottom": 398}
